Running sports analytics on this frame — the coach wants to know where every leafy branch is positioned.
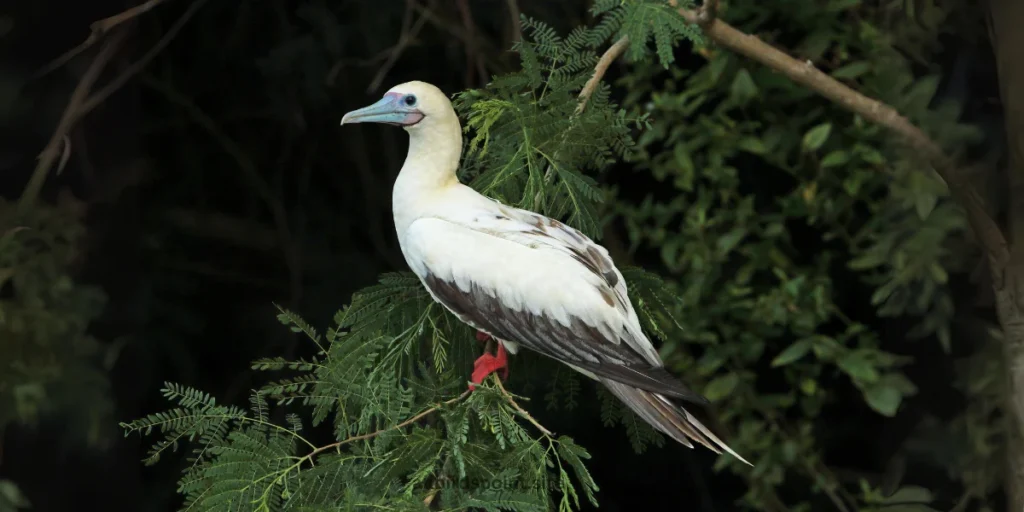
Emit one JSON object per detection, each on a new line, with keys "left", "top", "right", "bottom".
{"left": 665, "top": 0, "right": 1008, "bottom": 273}
{"left": 303, "top": 389, "right": 472, "bottom": 458}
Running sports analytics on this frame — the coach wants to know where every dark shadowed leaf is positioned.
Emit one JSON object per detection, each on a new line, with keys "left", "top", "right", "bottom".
{"left": 771, "top": 340, "right": 812, "bottom": 367}
{"left": 802, "top": 123, "right": 832, "bottom": 151}
{"left": 704, "top": 373, "right": 740, "bottom": 402}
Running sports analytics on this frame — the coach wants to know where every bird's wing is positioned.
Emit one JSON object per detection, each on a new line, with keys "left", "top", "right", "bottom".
{"left": 403, "top": 200, "right": 706, "bottom": 404}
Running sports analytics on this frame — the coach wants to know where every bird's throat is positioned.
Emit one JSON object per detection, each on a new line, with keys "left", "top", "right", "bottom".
{"left": 392, "top": 119, "right": 463, "bottom": 235}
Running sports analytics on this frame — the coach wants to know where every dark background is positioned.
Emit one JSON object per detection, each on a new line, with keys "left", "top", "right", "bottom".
{"left": 0, "top": 0, "right": 1001, "bottom": 510}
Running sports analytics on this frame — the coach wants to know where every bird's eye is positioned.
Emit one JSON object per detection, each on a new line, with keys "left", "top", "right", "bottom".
{"left": 403, "top": 94, "right": 417, "bottom": 107}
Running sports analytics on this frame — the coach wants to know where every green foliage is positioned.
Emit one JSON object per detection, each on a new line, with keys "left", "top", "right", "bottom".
{"left": 0, "top": 479, "right": 30, "bottom": 512}
{"left": 122, "top": 288, "right": 603, "bottom": 511}
{"left": 0, "top": 195, "right": 113, "bottom": 446}
{"left": 0, "top": 194, "right": 116, "bottom": 511}
{"left": 451, "top": 2, "right": 701, "bottom": 237}
{"left": 858, "top": 484, "right": 943, "bottom": 512}
{"left": 455, "top": 18, "right": 628, "bottom": 237}
{"left": 613, "top": 0, "right": 995, "bottom": 509}
{"left": 591, "top": 0, "right": 703, "bottom": 67}
{"left": 907, "top": 326, "right": 1004, "bottom": 502}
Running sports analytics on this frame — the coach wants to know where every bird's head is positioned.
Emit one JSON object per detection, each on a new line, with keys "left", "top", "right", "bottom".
{"left": 340, "top": 81, "right": 455, "bottom": 132}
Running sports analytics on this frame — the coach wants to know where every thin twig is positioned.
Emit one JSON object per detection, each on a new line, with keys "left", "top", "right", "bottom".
{"left": 538, "top": 35, "right": 631, "bottom": 206}
{"left": 948, "top": 490, "right": 971, "bottom": 512}
{"left": 455, "top": 0, "right": 488, "bottom": 87}
{"left": 18, "top": 0, "right": 207, "bottom": 214}
{"left": 665, "top": 0, "right": 1010, "bottom": 278}
{"left": 308, "top": 390, "right": 472, "bottom": 458}
{"left": 494, "top": 376, "right": 554, "bottom": 436}
{"left": 31, "top": 0, "right": 178, "bottom": 79}
{"left": 18, "top": 30, "right": 126, "bottom": 214}
{"left": 367, "top": 0, "right": 430, "bottom": 93}
{"left": 813, "top": 471, "right": 853, "bottom": 512}
{"left": 505, "top": 0, "right": 521, "bottom": 42}
{"left": 367, "top": 0, "right": 413, "bottom": 92}
{"left": 79, "top": 0, "right": 210, "bottom": 115}
{"left": 410, "top": 2, "right": 501, "bottom": 59}
{"left": 576, "top": 36, "right": 630, "bottom": 114}
{"left": 328, "top": 45, "right": 423, "bottom": 86}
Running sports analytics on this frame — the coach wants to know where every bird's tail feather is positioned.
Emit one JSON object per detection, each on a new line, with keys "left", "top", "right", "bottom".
{"left": 600, "top": 378, "right": 752, "bottom": 466}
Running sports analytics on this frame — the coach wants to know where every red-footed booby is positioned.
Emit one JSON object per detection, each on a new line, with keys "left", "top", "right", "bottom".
{"left": 341, "top": 80, "right": 750, "bottom": 464}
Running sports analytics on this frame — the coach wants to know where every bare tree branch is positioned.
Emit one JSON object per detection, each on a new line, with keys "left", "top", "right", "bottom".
{"left": 367, "top": 0, "right": 429, "bottom": 93}
{"left": 18, "top": 0, "right": 208, "bottom": 214}
{"left": 505, "top": 0, "right": 521, "bottom": 42}
{"left": 983, "top": 3, "right": 1024, "bottom": 511}
{"left": 410, "top": 2, "right": 502, "bottom": 60}
{"left": 80, "top": 0, "right": 210, "bottom": 115}
{"left": 31, "top": 0, "right": 178, "bottom": 79}
{"left": 577, "top": 36, "right": 630, "bottom": 114}
{"left": 454, "top": 0, "right": 489, "bottom": 87}
{"left": 696, "top": 0, "right": 719, "bottom": 25}
{"left": 987, "top": 1, "right": 1024, "bottom": 252}
{"left": 18, "top": 31, "right": 126, "bottom": 214}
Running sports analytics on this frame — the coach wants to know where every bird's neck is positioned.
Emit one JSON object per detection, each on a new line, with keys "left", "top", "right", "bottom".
{"left": 392, "top": 118, "right": 463, "bottom": 234}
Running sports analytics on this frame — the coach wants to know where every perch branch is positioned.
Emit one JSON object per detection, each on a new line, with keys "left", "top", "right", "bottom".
{"left": 306, "top": 390, "right": 472, "bottom": 459}
{"left": 665, "top": 1, "right": 1010, "bottom": 275}
{"left": 494, "top": 376, "right": 553, "bottom": 436}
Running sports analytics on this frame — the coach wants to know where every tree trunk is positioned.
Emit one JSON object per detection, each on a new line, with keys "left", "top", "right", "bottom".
{"left": 994, "top": 268, "right": 1024, "bottom": 512}
{"left": 986, "top": 1, "right": 1024, "bottom": 509}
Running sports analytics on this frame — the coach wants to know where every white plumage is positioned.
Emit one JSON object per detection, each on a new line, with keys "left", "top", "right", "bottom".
{"left": 341, "top": 80, "right": 750, "bottom": 465}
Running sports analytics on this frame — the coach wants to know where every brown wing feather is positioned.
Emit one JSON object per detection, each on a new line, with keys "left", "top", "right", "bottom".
{"left": 422, "top": 273, "right": 708, "bottom": 404}
{"left": 601, "top": 377, "right": 752, "bottom": 465}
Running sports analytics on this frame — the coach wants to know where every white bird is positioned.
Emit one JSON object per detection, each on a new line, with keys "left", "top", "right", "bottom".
{"left": 341, "top": 80, "right": 749, "bottom": 464}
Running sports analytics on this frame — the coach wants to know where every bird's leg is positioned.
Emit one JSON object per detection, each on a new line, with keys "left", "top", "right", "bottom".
{"left": 469, "top": 331, "right": 509, "bottom": 390}
{"left": 476, "top": 331, "right": 508, "bottom": 377}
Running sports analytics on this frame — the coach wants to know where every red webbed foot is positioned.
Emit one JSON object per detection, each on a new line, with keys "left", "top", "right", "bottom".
{"left": 469, "top": 338, "right": 509, "bottom": 390}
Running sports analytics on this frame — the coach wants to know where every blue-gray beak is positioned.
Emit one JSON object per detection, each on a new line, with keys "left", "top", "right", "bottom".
{"left": 340, "top": 92, "right": 424, "bottom": 127}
